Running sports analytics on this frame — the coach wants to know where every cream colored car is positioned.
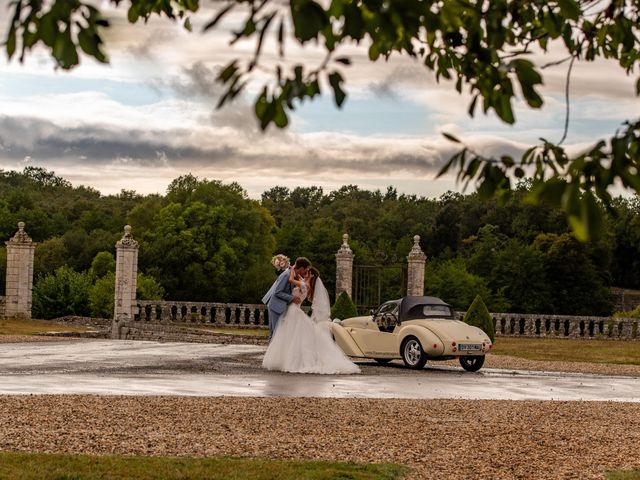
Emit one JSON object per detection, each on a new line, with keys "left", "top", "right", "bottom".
{"left": 330, "top": 296, "right": 492, "bottom": 371}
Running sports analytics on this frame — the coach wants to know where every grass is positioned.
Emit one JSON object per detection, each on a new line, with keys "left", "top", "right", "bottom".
{"left": 0, "top": 452, "right": 407, "bottom": 480}
{"left": 492, "top": 337, "right": 640, "bottom": 365}
{"left": 0, "top": 318, "right": 89, "bottom": 336}
{"left": 607, "top": 471, "right": 640, "bottom": 479}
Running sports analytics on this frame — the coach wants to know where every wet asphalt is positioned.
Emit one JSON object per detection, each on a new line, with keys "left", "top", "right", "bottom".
{"left": 1, "top": 339, "right": 638, "bottom": 402}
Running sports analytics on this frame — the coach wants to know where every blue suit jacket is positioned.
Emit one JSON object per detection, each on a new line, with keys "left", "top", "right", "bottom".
{"left": 262, "top": 268, "right": 294, "bottom": 314}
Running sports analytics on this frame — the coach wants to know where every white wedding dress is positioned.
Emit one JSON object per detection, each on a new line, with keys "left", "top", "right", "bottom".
{"left": 262, "top": 277, "right": 360, "bottom": 374}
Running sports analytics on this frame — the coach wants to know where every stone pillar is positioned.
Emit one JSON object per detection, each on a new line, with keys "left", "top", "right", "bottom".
{"left": 4, "top": 222, "right": 36, "bottom": 319}
{"left": 406, "top": 235, "right": 427, "bottom": 296}
{"left": 112, "top": 225, "right": 139, "bottom": 339}
{"left": 335, "top": 233, "right": 354, "bottom": 298}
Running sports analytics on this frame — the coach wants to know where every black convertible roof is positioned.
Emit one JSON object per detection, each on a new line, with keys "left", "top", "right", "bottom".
{"left": 399, "top": 296, "right": 452, "bottom": 320}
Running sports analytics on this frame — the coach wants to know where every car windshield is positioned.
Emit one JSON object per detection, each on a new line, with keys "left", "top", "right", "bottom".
{"left": 405, "top": 304, "right": 454, "bottom": 320}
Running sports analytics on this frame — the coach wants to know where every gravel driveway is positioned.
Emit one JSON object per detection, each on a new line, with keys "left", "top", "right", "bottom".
{"left": 1, "top": 335, "right": 639, "bottom": 479}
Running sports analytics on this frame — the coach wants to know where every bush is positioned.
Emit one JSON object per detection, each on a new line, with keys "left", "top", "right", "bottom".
{"left": 463, "top": 295, "right": 495, "bottom": 343}
{"left": 331, "top": 291, "right": 358, "bottom": 320}
{"left": 88, "top": 272, "right": 165, "bottom": 319}
{"left": 32, "top": 266, "right": 92, "bottom": 319}
{"left": 614, "top": 305, "right": 640, "bottom": 318}
{"left": 89, "top": 251, "right": 116, "bottom": 279}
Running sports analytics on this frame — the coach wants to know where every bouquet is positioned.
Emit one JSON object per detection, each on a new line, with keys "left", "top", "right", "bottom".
{"left": 271, "top": 254, "right": 290, "bottom": 271}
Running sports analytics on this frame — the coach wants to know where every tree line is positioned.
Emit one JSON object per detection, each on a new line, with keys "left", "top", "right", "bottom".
{"left": 0, "top": 167, "right": 638, "bottom": 319}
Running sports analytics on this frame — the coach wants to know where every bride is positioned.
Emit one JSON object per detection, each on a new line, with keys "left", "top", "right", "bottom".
{"left": 262, "top": 266, "right": 360, "bottom": 374}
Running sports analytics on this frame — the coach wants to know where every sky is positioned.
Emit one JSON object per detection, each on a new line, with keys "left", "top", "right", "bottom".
{"left": 0, "top": 3, "right": 639, "bottom": 199}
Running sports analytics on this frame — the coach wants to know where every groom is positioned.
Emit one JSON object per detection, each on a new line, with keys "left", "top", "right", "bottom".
{"left": 262, "top": 257, "right": 311, "bottom": 342}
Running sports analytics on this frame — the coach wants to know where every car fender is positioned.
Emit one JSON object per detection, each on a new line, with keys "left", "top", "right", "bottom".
{"left": 397, "top": 325, "right": 445, "bottom": 356}
{"left": 329, "top": 323, "right": 366, "bottom": 357}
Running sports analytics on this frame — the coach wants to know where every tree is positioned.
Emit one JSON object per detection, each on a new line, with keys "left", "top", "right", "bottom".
{"left": 4, "top": 1, "right": 640, "bottom": 240}
{"left": 32, "top": 266, "right": 93, "bottom": 319}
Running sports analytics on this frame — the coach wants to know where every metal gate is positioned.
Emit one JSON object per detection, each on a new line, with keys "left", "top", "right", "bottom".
{"left": 353, "top": 264, "right": 407, "bottom": 314}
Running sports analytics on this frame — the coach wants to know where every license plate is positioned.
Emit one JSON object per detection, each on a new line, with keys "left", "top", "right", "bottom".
{"left": 458, "top": 343, "right": 481, "bottom": 352}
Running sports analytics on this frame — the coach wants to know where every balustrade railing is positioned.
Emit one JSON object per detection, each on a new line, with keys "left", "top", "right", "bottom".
{"left": 133, "top": 301, "right": 639, "bottom": 340}
{"left": 135, "top": 300, "right": 270, "bottom": 328}
{"left": 491, "top": 312, "right": 639, "bottom": 340}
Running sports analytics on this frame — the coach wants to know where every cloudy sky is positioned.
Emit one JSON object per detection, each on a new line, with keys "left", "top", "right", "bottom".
{"left": 1, "top": 3, "right": 638, "bottom": 198}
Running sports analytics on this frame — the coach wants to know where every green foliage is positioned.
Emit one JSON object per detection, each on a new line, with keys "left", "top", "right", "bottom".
{"left": 614, "top": 305, "right": 640, "bottom": 319}
{"left": 88, "top": 272, "right": 164, "bottom": 318}
{"left": 88, "top": 272, "right": 115, "bottom": 319}
{"left": 463, "top": 295, "right": 495, "bottom": 343}
{"left": 32, "top": 266, "right": 93, "bottom": 319}
{"left": 89, "top": 251, "right": 115, "bottom": 279}
{"left": 425, "top": 258, "right": 495, "bottom": 311}
{"left": 5, "top": 2, "right": 640, "bottom": 238}
{"left": 331, "top": 291, "right": 358, "bottom": 320}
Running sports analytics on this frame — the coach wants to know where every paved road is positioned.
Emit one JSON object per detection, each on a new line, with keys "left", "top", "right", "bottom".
{"left": 1, "top": 339, "right": 638, "bottom": 401}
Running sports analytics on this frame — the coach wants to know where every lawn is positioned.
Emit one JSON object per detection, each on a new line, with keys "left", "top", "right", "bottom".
{"left": 0, "top": 318, "right": 89, "bottom": 336}
{"left": 608, "top": 471, "right": 640, "bottom": 479}
{"left": 0, "top": 452, "right": 407, "bottom": 480}
{"left": 492, "top": 336, "right": 640, "bottom": 365}
{"left": 193, "top": 325, "right": 268, "bottom": 336}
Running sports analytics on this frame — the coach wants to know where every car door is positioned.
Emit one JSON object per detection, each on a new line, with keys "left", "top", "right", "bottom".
{"left": 350, "top": 302, "right": 398, "bottom": 357}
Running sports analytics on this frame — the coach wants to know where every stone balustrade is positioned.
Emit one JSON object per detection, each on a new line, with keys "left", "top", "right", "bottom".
{"left": 135, "top": 300, "right": 271, "bottom": 328}
{"left": 131, "top": 301, "right": 639, "bottom": 341}
{"left": 490, "top": 312, "right": 639, "bottom": 340}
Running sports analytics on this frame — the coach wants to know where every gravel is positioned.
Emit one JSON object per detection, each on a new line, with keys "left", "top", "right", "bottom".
{"left": 0, "top": 395, "right": 639, "bottom": 479}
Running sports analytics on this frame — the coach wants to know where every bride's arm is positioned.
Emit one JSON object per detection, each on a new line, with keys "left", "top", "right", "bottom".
{"left": 289, "top": 268, "right": 304, "bottom": 287}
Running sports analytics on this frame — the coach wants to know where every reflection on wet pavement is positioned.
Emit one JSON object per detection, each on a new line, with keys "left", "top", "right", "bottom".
{"left": 1, "top": 339, "right": 638, "bottom": 401}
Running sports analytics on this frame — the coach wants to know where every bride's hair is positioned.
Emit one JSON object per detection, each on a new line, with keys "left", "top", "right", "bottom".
{"left": 307, "top": 266, "right": 319, "bottom": 302}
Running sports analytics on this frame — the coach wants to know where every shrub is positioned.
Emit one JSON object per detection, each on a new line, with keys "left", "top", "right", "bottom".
{"left": 32, "top": 266, "right": 92, "bottom": 319}
{"left": 89, "top": 251, "right": 116, "bottom": 279}
{"left": 463, "top": 295, "right": 495, "bottom": 343}
{"left": 88, "top": 272, "right": 165, "bottom": 319}
{"left": 331, "top": 291, "right": 358, "bottom": 320}
{"left": 614, "top": 305, "right": 640, "bottom": 318}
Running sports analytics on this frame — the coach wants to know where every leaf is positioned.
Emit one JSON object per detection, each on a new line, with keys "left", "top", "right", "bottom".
{"left": 442, "top": 132, "right": 461, "bottom": 143}
{"left": 6, "top": 27, "right": 16, "bottom": 59}
{"left": 127, "top": 5, "right": 139, "bottom": 23}
{"left": 291, "top": 0, "right": 327, "bottom": 43}
{"left": 636, "top": 77, "right": 640, "bottom": 96}
{"left": 184, "top": 18, "right": 193, "bottom": 32}
{"left": 328, "top": 71, "right": 346, "bottom": 107}
{"left": 557, "top": 0, "right": 581, "bottom": 21}
{"left": 335, "top": 57, "right": 351, "bottom": 65}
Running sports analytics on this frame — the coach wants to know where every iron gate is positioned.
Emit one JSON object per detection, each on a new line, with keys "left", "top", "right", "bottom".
{"left": 353, "top": 264, "right": 407, "bottom": 314}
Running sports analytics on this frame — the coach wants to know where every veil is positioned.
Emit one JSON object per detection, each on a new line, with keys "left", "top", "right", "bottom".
{"left": 310, "top": 277, "right": 331, "bottom": 324}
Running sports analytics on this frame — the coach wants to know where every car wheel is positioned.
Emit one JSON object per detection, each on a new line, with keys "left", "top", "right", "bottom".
{"left": 459, "top": 355, "right": 485, "bottom": 372}
{"left": 374, "top": 358, "right": 392, "bottom": 364}
{"left": 401, "top": 336, "right": 428, "bottom": 369}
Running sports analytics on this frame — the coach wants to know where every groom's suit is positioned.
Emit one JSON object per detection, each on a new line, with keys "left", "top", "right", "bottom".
{"left": 262, "top": 268, "right": 294, "bottom": 341}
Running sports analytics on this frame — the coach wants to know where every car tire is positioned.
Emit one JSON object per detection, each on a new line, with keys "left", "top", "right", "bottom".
{"left": 374, "top": 358, "right": 392, "bottom": 364}
{"left": 459, "top": 355, "right": 485, "bottom": 372}
{"left": 401, "top": 336, "right": 428, "bottom": 369}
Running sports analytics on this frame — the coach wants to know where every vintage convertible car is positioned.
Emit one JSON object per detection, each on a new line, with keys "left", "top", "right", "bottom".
{"left": 330, "top": 296, "right": 492, "bottom": 371}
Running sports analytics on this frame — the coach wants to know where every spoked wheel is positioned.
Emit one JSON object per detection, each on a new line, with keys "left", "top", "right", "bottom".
{"left": 401, "top": 336, "right": 428, "bottom": 369}
{"left": 459, "top": 355, "right": 485, "bottom": 372}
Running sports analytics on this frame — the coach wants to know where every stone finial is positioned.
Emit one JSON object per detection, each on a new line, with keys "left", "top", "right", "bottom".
{"left": 407, "top": 235, "right": 426, "bottom": 260}
{"left": 116, "top": 224, "right": 139, "bottom": 248}
{"left": 337, "top": 233, "right": 352, "bottom": 255}
{"left": 7, "top": 221, "right": 33, "bottom": 244}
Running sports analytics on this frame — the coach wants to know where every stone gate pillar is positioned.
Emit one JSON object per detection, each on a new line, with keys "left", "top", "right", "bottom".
{"left": 4, "top": 222, "right": 36, "bottom": 319}
{"left": 406, "top": 235, "right": 427, "bottom": 296}
{"left": 112, "top": 225, "right": 138, "bottom": 339}
{"left": 335, "top": 233, "right": 354, "bottom": 298}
